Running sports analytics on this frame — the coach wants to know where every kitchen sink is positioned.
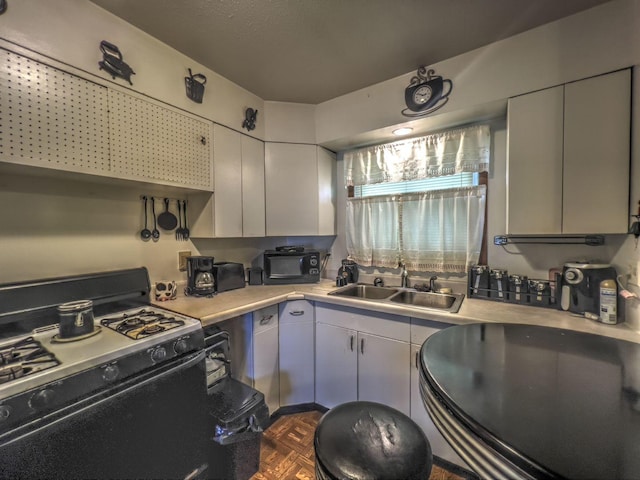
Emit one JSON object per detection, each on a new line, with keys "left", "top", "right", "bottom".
{"left": 389, "top": 290, "right": 464, "bottom": 313}
{"left": 328, "top": 283, "right": 464, "bottom": 313}
{"left": 329, "top": 283, "right": 399, "bottom": 300}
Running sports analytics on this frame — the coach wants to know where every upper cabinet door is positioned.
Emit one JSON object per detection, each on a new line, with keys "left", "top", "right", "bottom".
{"left": 563, "top": 69, "right": 631, "bottom": 234}
{"left": 265, "top": 143, "right": 336, "bottom": 236}
{"left": 213, "top": 124, "right": 243, "bottom": 237}
{"left": 506, "top": 86, "right": 564, "bottom": 234}
{"left": 241, "top": 135, "right": 266, "bottom": 237}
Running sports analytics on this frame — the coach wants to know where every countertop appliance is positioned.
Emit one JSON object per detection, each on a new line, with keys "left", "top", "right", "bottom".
{"left": 263, "top": 248, "right": 320, "bottom": 285}
{"left": 337, "top": 259, "right": 359, "bottom": 284}
{"left": 420, "top": 323, "right": 640, "bottom": 479}
{"left": 559, "top": 262, "right": 617, "bottom": 315}
{"left": 212, "top": 262, "right": 246, "bottom": 293}
{"left": 186, "top": 255, "right": 216, "bottom": 297}
{"left": 0, "top": 268, "right": 210, "bottom": 479}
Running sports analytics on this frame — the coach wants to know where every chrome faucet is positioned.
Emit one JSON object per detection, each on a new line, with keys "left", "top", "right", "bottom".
{"left": 400, "top": 262, "right": 409, "bottom": 288}
{"left": 429, "top": 275, "right": 438, "bottom": 292}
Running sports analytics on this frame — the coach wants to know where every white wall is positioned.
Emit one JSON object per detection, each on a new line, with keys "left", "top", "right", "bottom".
{"left": 0, "top": 0, "right": 265, "bottom": 138}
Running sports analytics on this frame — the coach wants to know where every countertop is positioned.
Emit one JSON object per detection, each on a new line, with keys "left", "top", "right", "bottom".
{"left": 153, "top": 281, "right": 640, "bottom": 344}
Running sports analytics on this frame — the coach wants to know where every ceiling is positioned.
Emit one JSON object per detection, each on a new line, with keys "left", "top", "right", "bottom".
{"left": 90, "top": 0, "right": 613, "bottom": 104}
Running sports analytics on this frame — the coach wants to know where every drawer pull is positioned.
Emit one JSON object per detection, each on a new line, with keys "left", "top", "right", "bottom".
{"left": 259, "top": 314, "right": 274, "bottom": 325}
{"left": 289, "top": 310, "right": 304, "bottom": 316}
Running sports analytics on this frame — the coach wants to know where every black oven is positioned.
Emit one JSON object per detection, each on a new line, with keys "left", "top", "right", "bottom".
{"left": 0, "top": 268, "right": 211, "bottom": 480}
{"left": 0, "top": 350, "right": 209, "bottom": 480}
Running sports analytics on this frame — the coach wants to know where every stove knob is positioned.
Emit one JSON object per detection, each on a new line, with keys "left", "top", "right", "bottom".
{"left": 151, "top": 346, "right": 167, "bottom": 363}
{"left": 173, "top": 338, "right": 190, "bottom": 354}
{"left": 102, "top": 364, "right": 120, "bottom": 382}
{"left": 29, "top": 388, "right": 56, "bottom": 410}
{"left": 0, "top": 405, "right": 11, "bottom": 422}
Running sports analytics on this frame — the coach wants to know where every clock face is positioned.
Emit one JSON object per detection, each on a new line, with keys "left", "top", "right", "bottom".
{"left": 413, "top": 85, "right": 433, "bottom": 104}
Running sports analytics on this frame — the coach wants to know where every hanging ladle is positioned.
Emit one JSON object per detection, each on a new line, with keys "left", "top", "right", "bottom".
{"left": 140, "top": 196, "right": 152, "bottom": 240}
{"left": 150, "top": 197, "right": 160, "bottom": 239}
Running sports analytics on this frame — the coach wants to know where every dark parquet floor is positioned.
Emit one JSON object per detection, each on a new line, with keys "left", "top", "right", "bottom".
{"left": 251, "top": 410, "right": 468, "bottom": 480}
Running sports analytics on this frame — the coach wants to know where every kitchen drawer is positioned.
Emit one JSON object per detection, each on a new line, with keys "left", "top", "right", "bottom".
{"left": 315, "top": 302, "right": 409, "bottom": 342}
{"left": 410, "top": 318, "right": 453, "bottom": 345}
{"left": 280, "top": 300, "right": 314, "bottom": 324}
{"left": 253, "top": 304, "right": 278, "bottom": 333}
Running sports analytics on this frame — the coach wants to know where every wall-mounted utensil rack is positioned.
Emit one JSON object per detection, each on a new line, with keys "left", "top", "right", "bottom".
{"left": 493, "top": 235, "right": 605, "bottom": 246}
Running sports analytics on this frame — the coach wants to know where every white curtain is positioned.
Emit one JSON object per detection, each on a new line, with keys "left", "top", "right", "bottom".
{"left": 401, "top": 186, "right": 486, "bottom": 272}
{"left": 346, "top": 186, "right": 486, "bottom": 272}
{"left": 345, "top": 124, "right": 490, "bottom": 187}
{"left": 344, "top": 124, "right": 490, "bottom": 272}
{"left": 346, "top": 196, "right": 400, "bottom": 268}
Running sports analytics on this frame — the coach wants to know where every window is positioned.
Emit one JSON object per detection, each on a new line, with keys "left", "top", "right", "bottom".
{"left": 344, "top": 125, "right": 490, "bottom": 273}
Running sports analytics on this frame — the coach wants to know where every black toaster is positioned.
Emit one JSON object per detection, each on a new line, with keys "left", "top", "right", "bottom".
{"left": 212, "top": 262, "right": 246, "bottom": 293}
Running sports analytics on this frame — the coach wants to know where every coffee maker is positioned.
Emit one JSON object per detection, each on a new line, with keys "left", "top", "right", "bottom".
{"left": 185, "top": 256, "right": 215, "bottom": 297}
{"left": 559, "top": 262, "right": 617, "bottom": 315}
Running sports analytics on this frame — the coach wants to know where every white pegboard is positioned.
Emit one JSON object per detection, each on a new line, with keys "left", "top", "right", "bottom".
{"left": 0, "top": 48, "right": 110, "bottom": 173}
{"left": 108, "top": 89, "right": 212, "bottom": 190}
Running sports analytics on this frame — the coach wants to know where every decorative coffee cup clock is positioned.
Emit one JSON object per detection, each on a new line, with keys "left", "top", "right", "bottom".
{"left": 402, "top": 67, "right": 452, "bottom": 117}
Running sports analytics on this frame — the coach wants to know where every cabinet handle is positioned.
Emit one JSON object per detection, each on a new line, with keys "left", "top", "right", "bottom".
{"left": 350, "top": 335, "right": 354, "bottom": 351}
{"left": 259, "top": 314, "right": 274, "bottom": 325}
{"left": 289, "top": 310, "right": 304, "bottom": 316}
{"left": 360, "top": 338, "right": 364, "bottom": 355}
{"left": 415, "top": 351, "right": 419, "bottom": 369}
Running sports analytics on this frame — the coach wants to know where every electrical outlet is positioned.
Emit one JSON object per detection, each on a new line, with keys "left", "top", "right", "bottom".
{"left": 178, "top": 251, "right": 191, "bottom": 272}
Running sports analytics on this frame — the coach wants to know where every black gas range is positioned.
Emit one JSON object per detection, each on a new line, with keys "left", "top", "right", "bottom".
{"left": 0, "top": 268, "right": 210, "bottom": 480}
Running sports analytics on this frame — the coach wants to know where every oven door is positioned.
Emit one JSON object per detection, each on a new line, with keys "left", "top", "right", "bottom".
{"left": 0, "top": 350, "right": 210, "bottom": 480}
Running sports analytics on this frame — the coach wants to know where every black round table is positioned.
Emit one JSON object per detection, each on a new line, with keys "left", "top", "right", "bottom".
{"left": 419, "top": 323, "right": 640, "bottom": 479}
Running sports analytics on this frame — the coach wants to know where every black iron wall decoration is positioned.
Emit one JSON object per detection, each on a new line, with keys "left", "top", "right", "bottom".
{"left": 185, "top": 68, "right": 207, "bottom": 103}
{"left": 401, "top": 67, "right": 452, "bottom": 117}
{"left": 242, "top": 108, "right": 258, "bottom": 131}
{"left": 98, "top": 41, "right": 135, "bottom": 85}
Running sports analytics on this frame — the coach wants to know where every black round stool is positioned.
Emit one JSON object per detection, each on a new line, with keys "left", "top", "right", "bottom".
{"left": 314, "top": 401, "right": 433, "bottom": 480}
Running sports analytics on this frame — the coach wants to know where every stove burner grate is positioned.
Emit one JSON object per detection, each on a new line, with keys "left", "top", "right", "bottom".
{"left": 100, "top": 309, "right": 185, "bottom": 340}
{"left": 0, "top": 337, "right": 60, "bottom": 385}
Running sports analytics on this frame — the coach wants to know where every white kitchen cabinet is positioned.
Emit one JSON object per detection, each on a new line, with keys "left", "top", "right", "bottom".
{"left": 358, "top": 331, "right": 410, "bottom": 415}
{"left": 191, "top": 125, "right": 265, "bottom": 238}
{"left": 241, "top": 135, "right": 266, "bottom": 237}
{"left": 315, "top": 322, "right": 358, "bottom": 408}
{"left": 253, "top": 304, "right": 280, "bottom": 414}
{"left": 216, "top": 305, "right": 279, "bottom": 415}
{"left": 279, "top": 300, "right": 315, "bottom": 406}
{"left": 265, "top": 143, "right": 336, "bottom": 236}
{"left": 506, "top": 69, "right": 630, "bottom": 235}
{"left": 314, "top": 303, "right": 410, "bottom": 415}
{"left": 410, "top": 317, "right": 468, "bottom": 470}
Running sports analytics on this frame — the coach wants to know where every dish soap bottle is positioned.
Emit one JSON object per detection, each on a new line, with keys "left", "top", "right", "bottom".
{"left": 599, "top": 279, "right": 617, "bottom": 324}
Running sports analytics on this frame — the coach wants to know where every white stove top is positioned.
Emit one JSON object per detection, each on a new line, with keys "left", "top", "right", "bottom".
{"left": 0, "top": 306, "right": 202, "bottom": 401}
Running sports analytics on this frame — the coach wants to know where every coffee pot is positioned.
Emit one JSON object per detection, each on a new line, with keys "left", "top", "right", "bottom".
{"left": 185, "top": 256, "right": 215, "bottom": 297}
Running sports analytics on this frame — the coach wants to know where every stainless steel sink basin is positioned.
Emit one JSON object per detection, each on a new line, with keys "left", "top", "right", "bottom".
{"left": 329, "top": 283, "right": 399, "bottom": 300}
{"left": 328, "top": 283, "right": 464, "bottom": 313}
{"left": 388, "top": 290, "right": 464, "bottom": 313}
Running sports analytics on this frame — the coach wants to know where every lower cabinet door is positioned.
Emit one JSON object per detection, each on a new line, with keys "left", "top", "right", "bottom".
{"left": 315, "top": 323, "right": 357, "bottom": 409}
{"left": 410, "top": 344, "right": 468, "bottom": 469}
{"left": 254, "top": 325, "right": 280, "bottom": 415}
{"left": 279, "top": 321, "right": 314, "bottom": 406}
{"left": 358, "top": 332, "right": 410, "bottom": 416}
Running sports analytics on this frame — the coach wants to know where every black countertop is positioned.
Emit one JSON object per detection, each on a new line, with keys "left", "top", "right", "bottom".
{"left": 421, "top": 323, "right": 640, "bottom": 479}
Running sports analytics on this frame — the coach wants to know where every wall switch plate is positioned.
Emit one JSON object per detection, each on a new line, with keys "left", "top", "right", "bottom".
{"left": 178, "top": 251, "right": 191, "bottom": 272}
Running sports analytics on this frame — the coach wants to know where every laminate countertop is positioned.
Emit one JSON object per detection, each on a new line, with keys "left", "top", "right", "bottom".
{"left": 153, "top": 281, "right": 640, "bottom": 344}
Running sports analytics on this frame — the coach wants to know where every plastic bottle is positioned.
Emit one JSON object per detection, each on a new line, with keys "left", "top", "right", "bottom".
{"left": 599, "top": 279, "right": 617, "bottom": 325}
